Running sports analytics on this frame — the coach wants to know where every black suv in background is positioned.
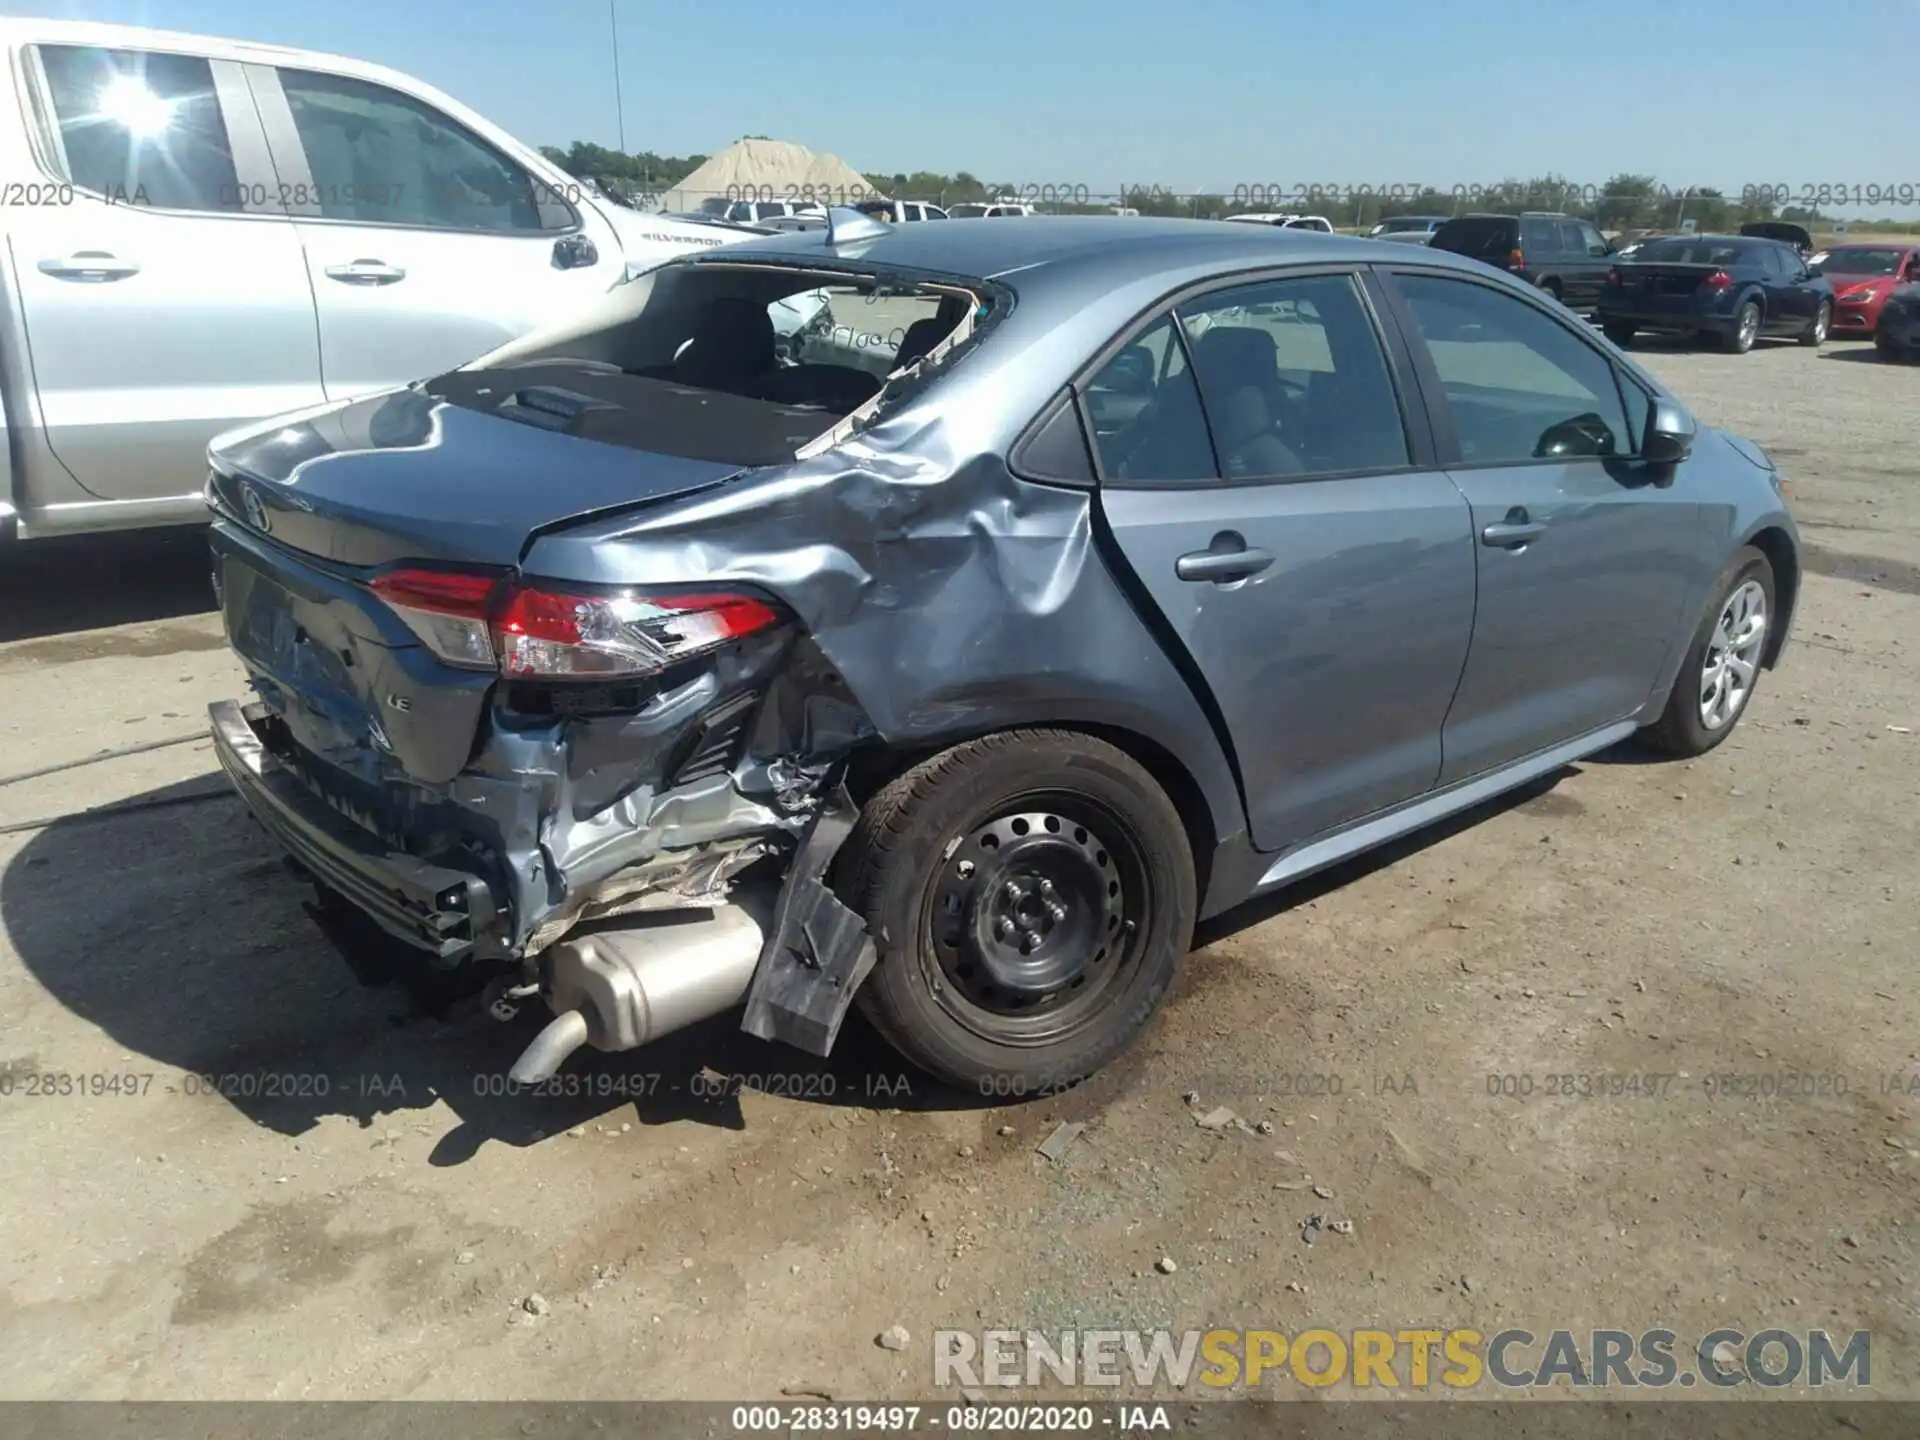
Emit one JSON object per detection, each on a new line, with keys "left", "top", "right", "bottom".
{"left": 1429, "top": 212, "right": 1617, "bottom": 312}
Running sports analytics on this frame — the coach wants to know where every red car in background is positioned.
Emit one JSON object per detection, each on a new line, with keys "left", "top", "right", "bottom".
{"left": 1811, "top": 243, "right": 1920, "bottom": 336}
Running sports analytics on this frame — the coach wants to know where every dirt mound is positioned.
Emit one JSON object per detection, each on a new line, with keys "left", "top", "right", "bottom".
{"left": 661, "top": 138, "right": 875, "bottom": 211}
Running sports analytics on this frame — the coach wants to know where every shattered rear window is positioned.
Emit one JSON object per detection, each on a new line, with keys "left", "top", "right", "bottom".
{"left": 425, "top": 262, "right": 988, "bottom": 466}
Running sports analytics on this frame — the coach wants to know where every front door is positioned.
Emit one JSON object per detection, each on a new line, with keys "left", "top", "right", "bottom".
{"left": 8, "top": 43, "right": 323, "bottom": 502}
{"left": 1382, "top": 268, "right": 1702, "bottom": 783}
{"left": 254, "top": 64, "right": 623, "bottom": 400}
{"left": 1091, "top": 271, "right": 1477, "bottom": 852}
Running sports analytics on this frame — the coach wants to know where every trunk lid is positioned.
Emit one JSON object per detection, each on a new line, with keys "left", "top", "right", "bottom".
{"left": 1617, "top": 262, "right": 1725, "bottom": 297}
{"left": 1740, "top": 221, "right": 1813, "bottom": 251}
{"left": 209, "top": 385, "right": 754, "bottom": 787}
{"left": 207, "top": 384, "right": 749, "bottom": 570}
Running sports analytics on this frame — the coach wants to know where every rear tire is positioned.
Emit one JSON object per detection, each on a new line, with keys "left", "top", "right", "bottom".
{"left": 1638, "top": 546, "right": 1775, "bottom": 758}
{"left": 1799, "top": 300, "right": 1831, "bottom": 347}
{"left": 1722, "top": 300, "right": 1762, "bottom": 354}
{"left": 840, "top": 730, "right": 1195, "bottom": 1093}
{"left": 1602, "top": 321, "right": 1635, "bottom": 347}
{"left": 1539, "top": 277, "right": 1562, "bottom": 303}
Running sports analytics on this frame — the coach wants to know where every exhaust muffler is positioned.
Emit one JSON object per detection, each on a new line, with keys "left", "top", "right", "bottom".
{"left": 507, "top": 903, "right": 766, "bottom": 1084}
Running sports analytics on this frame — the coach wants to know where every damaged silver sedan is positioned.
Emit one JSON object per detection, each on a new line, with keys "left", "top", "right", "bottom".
{"left": 206, "top": 211, "right": 1800, "bottom": 1090}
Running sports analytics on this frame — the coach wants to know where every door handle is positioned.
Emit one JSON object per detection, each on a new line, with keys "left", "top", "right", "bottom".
{"left": 38, "top": 251, "right": 140, "bottom": 281}
{"left": 1481, "top": 515, "right": 1546, "bottom": 548}
{"left": 1176, "top": 535, "right": 1275, "bottom": 583}
{"left": 324, "top": 259, "right": 406, "bottom": 285}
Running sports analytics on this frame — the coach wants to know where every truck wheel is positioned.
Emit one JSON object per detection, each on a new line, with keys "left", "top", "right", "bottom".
{"left": 1638, "top": 546, "right": 1775, "bottom": 758}
{"left": 840, "top": 730, "right": 1195, "bottom": 1093}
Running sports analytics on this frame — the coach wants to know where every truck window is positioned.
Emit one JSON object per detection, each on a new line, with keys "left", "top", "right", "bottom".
{"left": 36, "top": 45, "right": 243, "bottom": 212}
{"left": 277, "top": 68, "right": 571, "bottom": 233}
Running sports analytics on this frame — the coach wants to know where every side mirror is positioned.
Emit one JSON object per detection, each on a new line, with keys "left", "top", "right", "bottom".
{"left": 551, "top": 233, "right": 599, "bottom": 270}
{"left": 1643, "top": 399, "right": 1696, "bottom": 469}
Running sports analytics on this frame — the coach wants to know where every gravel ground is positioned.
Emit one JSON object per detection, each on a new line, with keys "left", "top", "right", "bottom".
{"left": 0, "top": 335, "right": 1915, "bottom": 1404}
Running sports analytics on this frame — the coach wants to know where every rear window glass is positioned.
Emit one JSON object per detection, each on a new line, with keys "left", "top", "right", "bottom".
{"left": 427, "top": 262, "right": 989, "bottom": 465}
{"left": 1434, "top": 217, "right": 1514, "bottom": 258}
{"left": 1633, "top": 239, "right": 1750, "bottom": 265}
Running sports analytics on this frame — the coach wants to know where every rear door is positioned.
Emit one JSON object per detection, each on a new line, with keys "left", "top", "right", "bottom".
{"left": 253, "top": 64, "right": 623, "bottom": 401}
{"left": 1091, "top": 269, "right": 1477, "bottom": 852}
{"left": 1519, "top": 217, "right": 1560, "bottom": 285}
{"left": 7, "top": 41, "right": 323, "bottom": 503}
{"left": 1379, "top": 266, "right": 1703, "bottom": 783}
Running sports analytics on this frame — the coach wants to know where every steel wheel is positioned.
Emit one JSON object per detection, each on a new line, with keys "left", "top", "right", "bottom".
{"left": 1699, "top": 578, "right": 1768, "bottom": 731}
{"left": 921, "top": 796, "right": 1147, "bottom": 1046}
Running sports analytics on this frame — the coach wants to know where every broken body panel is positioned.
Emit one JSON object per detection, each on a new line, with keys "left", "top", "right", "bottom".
{"left": 206, "top": 229, "right": 1251, "bottom": 1067}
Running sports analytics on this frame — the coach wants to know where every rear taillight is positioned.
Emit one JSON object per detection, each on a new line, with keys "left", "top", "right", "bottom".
{"left": 368, "top": 566, "right": 783, "bottom": 679}
{"left": 495, "top": 586, "right": 780, "bottom": 679}
{"left": 1703, "top": 270, "right": 1733, "bottom": 290}
{"left": 369, "top": 568, "right": 502, "bottom": 671}
{"left": 1508, "top": 247, "right": 1525, "bottom": 269}
{"left": 1605, "top": 267, "right": 1623, "bottom": 287}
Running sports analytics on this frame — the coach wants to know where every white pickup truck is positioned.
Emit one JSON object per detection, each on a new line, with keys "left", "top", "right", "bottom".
{"left": 0, "top": 18, "right": 751, "bottom": 541}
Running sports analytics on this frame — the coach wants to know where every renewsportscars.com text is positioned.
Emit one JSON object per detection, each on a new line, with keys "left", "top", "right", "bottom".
{"left": 932, "top": 1327, "right": 1870, "bottom": 1391}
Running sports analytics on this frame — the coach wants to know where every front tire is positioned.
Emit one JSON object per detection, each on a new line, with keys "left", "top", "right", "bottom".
{"left": 1799, "top": 300, "right": 1831, "bottom": 347}
{"left": 1638, "top": 546, "right": 1776, "bottom": 758}
{"left": 840, "top": 730, "right": 1196, "bottom": 1092}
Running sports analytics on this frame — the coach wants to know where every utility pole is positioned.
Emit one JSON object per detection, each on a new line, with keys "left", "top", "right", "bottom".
{"left": 609, "top": 0, "right": 626, "bottom": 154}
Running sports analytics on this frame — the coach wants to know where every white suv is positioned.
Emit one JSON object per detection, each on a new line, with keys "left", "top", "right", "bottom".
{"left": 1225, "top": 212, "right": 1336, "bottom": 232}
{"left": 949, "top": 201, "right": 1036, "bottom": 219}
{"left": 0, "top": 17, "right": 753, "bottom": 540}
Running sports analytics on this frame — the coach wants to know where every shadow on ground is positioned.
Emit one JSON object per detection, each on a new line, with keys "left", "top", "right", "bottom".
{"left": 0, "top": 526, "right": 216, "bottom": 644}
{"left": 1819, "top": 345, "right": 1904, "bottom": 364}
{"left": 4, "top": 757, "right": 1601, "bottom": 1160}
{"left": 0, "top": 777, "right": 994, "bottom": 1164}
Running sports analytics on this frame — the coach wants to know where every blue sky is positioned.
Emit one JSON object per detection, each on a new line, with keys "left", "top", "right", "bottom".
{"left": 9, "top": 0, "right": 1920, "bottom": 212}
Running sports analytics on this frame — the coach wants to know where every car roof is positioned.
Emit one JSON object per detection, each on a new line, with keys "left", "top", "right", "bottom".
{"left": 0, "top": 16, "right": 400, "bottom": 75}
{"left": 687, "top": 214, "right": 1494, "bottom": 291}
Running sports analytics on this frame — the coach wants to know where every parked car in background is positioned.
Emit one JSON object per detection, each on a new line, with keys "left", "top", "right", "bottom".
{"left": 1808, "top": 243, "right": 1920, "bottom": 339}
{"left": 949, "top": 201, "right": 1035, "bottom": 218}
{"left": 204, "top": 215, "right": 1799, "bottom": 1093}
{"left": 1428, "top": 212, "right": 1617, "bottom": 311}
{"left": 1609, "top": 234, "right": 1669, "bottom": 262}
{"left": 0, "top": 18, "right": 756, "bottom": 542}
{"left": 706, "top": 198, "right": 826, "bottom": 224}
{"left": 1597, "top": 235, "right": 1833, "bottom": 353}
{"left": 1367, "top": 215, "right": 1447, "bottom": 243}
{"left": 1875, "top": 276, "right": 1920, "bottom": 360}
{"left": 1225, "top": 212, "right": 1336, "bottom": 232}
{"left": 852, "top": 198, "right": 949, "bottom": 223}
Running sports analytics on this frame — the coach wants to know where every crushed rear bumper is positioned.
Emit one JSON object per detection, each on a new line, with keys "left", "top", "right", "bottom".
{"left": 210, "top": 698, "right": 505, "bottom": 962}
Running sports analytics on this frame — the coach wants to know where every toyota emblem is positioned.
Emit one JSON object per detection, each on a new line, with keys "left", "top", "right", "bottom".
{"left": 242, "top": 485, "right": 271, "bottom": 533}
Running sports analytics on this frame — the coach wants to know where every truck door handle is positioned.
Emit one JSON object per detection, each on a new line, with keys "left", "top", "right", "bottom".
{"left": 38, "top": 251, "right": 140, "bottom": 281}
{"left": 1176, "top": 534, "right": 1274, "bottom": 583}
{"left": 1482, "top": 512, "right": 1546, "bottom": 548}
{"left": 324, "top": 259, "right": 406, "bottom": 285}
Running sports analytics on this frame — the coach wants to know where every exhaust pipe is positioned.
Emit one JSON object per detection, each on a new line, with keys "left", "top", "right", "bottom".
{"left": 507, "top": 903, "right": 766, "bottom": 1084}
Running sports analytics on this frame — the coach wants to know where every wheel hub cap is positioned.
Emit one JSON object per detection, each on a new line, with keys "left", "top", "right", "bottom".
{"left": 1699, "top": 579, "right": 1768, "bottom": 730}
{"left": 931, "top": 811, "right": 1125, "bottom": 1006}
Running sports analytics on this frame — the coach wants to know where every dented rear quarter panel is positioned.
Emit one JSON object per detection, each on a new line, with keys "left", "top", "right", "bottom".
{"left": 518, "top": 259, "right": 1259, "bottom": 875}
